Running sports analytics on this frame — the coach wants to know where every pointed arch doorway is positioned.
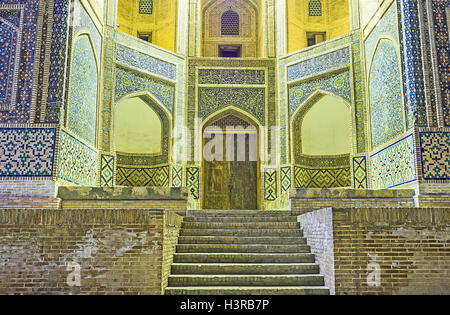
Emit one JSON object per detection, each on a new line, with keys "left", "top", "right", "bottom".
{"left": 202, "top": 114, "right": 260, "bottom": 210}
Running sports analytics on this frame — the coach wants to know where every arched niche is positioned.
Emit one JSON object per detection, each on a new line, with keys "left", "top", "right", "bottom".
{"left": 67, "top": 33, "right": 99, "bottom": 146}
{"left": 291, "top": 92, "right": 353, "bottom": 189}
{"left": 368, "top": 37, "right": 405, "bottom": 150}
{"left": 201, "top": 0, "right": 261, "bottom": 57}
{"left": 292, "top": 93, "right": 352, "bottom": 159}
{"left": 113, "top": 93, "right": 171, "bottom": 163}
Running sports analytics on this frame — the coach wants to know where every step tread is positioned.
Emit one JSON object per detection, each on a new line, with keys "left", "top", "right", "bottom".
{"left": 169, "top": 274, "right": 323, "bottom": 278}
{"left": 165, "top": 286, "right": 330, "bottom": 295}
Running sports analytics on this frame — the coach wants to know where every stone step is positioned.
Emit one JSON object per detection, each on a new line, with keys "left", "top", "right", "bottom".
{"left": 187, "top": 210, "right": 292, "bottom": 217}
{"left": 178, "top": 236, "right": 308, "bottom": 245}
{"left": 168, "top": 274, "right": 325, "bottom": 287}
{"left": 165, "top": 286, "right": 330, "bottom": 295}
{"left": 171, "top": 263, "right": 320, "bottom": 275}
{"left": 176, "top": 244, "right": 311, "bottom": 253}
{"left": 184, "top": 216, "right": 298, "bottom": 223}
{"left": 173, "top": 253, "right": 316, "bottom": 263}
{"left": 182, "top": 222, "right": 300, "bottom": 229}
{"left": 180, "top": 228, "right": 303, "bottom": 237}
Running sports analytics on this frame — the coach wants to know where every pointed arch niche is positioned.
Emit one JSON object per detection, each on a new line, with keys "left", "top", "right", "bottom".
{"left": 113, "top": 93, "right": 172, "bottom": 187}
{"left": 201, "top": 0, "right": 262, "bottom": 57}
{"left": 291, "top": 92, "right": 352, "bottom": 188}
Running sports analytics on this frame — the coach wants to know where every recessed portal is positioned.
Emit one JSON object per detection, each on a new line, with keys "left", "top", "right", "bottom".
{"left": 203, "top": 114, "right": 259, "bottom": 210}
{"left": 219, "top": 45, "right": 241, "bottom": 58}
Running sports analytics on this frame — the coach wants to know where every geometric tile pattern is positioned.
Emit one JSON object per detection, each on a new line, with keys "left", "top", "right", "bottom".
{"left": 429, "top": 0, "right": 450, "bottom": 126}
{"left": 353, "top": 156, "right": 368, "bottom": 189}
{"left": 398, "top": 0, "right": 427, "bottom": 128}
{"left": 0, "top": 1, "right": 40, "bottom": 123}
{"left": 280, "top": 166, "right": 291, "bottom": 194}
{"left": 186, "top": 167, "right": 200, "bottom": 200}
{"left": 0, "top": 9, "right": 21, "bottom": 111}
{"left": 114, "top": 66, "right": 175, "bottom": 115}
{"left": 264, "top": 168, "right": 277, "bottom": 201}
{"left": 364, "top": 2, "right": 399, "bottom": 73}
{"left": 419, "top": 132, "right": 450, "bottom": 180}
{"left": 116, "top": 165, "right": 169, "bottom": 187}
{"left": 198, "top": 87, "right": 266, "bottom": 125}
{"left": 294, "top": 166, "right": 351, "bottom": 188}
{"left": 45, "top": 0, "right": 70, "bottom": 123}
{"left": 67, "top": 34, "right": 98, "bottom": 146}
{"left": 287, "top": 47, "right": 350, "bottom": 82}
{"left": 289, "top": 70, "right": 351, "bottom": 117}
{"left": 100, "top": 154, "right": 115, "bottom": 187}
{"left": 0, "top": 127, "right": 57, "bottom": 178}
{"left": 198, "top": 69, "right": 266, "bottom": 85}
{"left": 172, "top": 165, "right": 183, "bottom": 188}
{"left": 57, "top": 130, "right": 98, "bottom": 186}
{"left": 370, "top": 134, "right": 417, "bottom": 189}
{"left": 188, "top": 58, "right": 276, "bottom": 162}
{"left": 368, "top": 38, "right": 405, "bottom": 149}
{"left": 116, "top": 44, "right": 176, "bottom": 81}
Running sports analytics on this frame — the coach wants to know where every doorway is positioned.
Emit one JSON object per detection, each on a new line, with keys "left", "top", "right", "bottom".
{"left": 202, "top": 114, "right": 259, "bottom": 210}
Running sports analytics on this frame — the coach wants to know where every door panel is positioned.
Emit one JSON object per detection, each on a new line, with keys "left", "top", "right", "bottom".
{"left": 203, "top": 133, "right": 258, "bottom": 210}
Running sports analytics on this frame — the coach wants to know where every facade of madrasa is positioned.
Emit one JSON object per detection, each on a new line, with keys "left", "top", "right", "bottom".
{"left": 0, "top": 0, "right": 448, "bottom": 295}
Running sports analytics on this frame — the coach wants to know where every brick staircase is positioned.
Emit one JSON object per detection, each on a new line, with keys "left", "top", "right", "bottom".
{"left": 165, "top": 210, "right": 329, "bottom": 295}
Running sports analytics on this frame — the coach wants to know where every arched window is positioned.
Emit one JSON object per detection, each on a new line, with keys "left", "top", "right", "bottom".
{"left": 139, "top": 0, "right": 153, "bottom": 14}
{"left": 309, "top": 0, "right": 322, "bottom": 16}
{"left": 221, "top": 10, "right": 239, "bottom": 35}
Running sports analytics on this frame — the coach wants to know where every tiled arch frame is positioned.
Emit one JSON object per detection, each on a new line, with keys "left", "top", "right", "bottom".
{"left": 200, "top": 107, "right": 263, "bottom": 208}
{"left": 113, "top": 90, "right": 173, "bottom": 167}
{"left": 290, "top": 89, "right": 355, "bottom": 164}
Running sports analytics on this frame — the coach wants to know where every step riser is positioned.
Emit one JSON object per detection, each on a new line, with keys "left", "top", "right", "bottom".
{"left": 180, "top": 229, "right": 303, "bottom": 237}
{"left": 165, "top": 288, "right": 330, "bottom": 295}
{"left": 171, "top": 264, "right": 320, "bottom": 275}
{"left": 178, "top": 236, "right": 308, "bottom": 245}
{"left": 168, "top": 276, "right": 325, "bottom": 287}
{"left": 176, "top": 245, "right": 310, "bottom": 253}
{"left": 173, "top": 254, "right": 315, "bottom": 264}
{"left": 184, "top": 216, "right": 298, "bottom": 223}
{"left": 182, "top": 222, "right": 300, "bottom": 229}
{"left": 187, "top": 210, "right": 292, "bottom": 217}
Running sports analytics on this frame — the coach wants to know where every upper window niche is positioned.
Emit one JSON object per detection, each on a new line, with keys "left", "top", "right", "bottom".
{"left": 287, "top": 0, "right": 350, "bottom": 53}
{"left": 139, "top": 0, "right": 154, "bottom": 14}
{"left": 117, "top": 0, "right": 177, "bottom": 52}
{"left": 221, "top": 10, "right": 240, "bottom": 36}
{"left": 308, "top": 0, "right": 322, "bottom": 16}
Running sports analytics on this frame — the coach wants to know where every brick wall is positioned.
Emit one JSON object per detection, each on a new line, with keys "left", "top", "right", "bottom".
{"left": 0, "top": 208, "right": 182, "bottom": 295}
{"left": 162, "top": 210, "right": 183, "bottom": 293}
{"left": 61, "top": 200, "right": 187, "bottom": 215}
{"left": 297, "top": 208, "right": 336, "bottom": 294}
{"left": 298, "top": 208, "right": 450, "bottom": 295}
{"left": 0, "top": 181, "right": 60, "bottom": 209}
{"left": 290, "top": 188, "right": 416, "bottom": 215}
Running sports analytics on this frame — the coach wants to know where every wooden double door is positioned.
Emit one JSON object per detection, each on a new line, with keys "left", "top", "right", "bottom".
{"left": 203, "top": 131, "right": 258, "bottom": 210}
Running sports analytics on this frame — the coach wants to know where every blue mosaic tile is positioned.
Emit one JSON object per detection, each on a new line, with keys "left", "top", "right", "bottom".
{"left": 0, "top": 127, "right": 57, "bottom": 178}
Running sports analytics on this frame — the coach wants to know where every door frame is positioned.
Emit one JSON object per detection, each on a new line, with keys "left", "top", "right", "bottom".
{"left": 201, "top": 114, "right": 261, "bottom": 210}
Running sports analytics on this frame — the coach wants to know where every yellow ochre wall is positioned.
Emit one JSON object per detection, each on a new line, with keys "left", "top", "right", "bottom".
{"left": 286, "top": 0, "right": 350, "bottom": 54}
{"left": 117, "top": 0, "right": 178, "bottom": 52}
{"left": 301, "top": 95, "right": 351, "bottom": 156}
{"left": 114, "top": 97, "right": 163, "bottom": 155}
